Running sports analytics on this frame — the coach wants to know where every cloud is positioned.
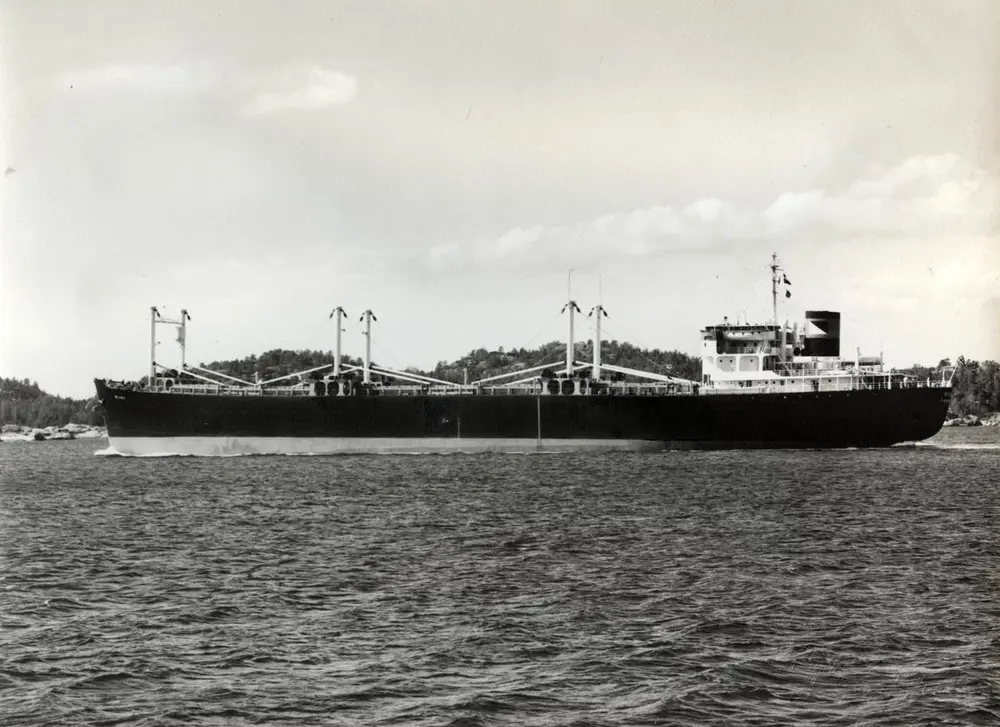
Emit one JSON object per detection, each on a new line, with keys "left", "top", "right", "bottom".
{"left": 418, "top": 199, "right": 759, "bottom": 274}
{"left": 243, "top": 66, "right": 357, "bottom": 115}
{"left": 52, "top": 63, "right": 358, "bottom": 117}
{"left": 763, "top": 154, "right": 998, "bottom": 238}
{"left": 422, "top": 154, "right": 999, "bottom": 273}
{"left": 56, "top": 64, "right": 213, "bottom": 94}
{"left": 848, "top": 154, "right": 963, "bottom": 198}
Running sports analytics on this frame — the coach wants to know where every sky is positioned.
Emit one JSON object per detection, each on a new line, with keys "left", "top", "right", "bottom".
{"left": 2, "top": 0, "right": 999, "bottom": 398}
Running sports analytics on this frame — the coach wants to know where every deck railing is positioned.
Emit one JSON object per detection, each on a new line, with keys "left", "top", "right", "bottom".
{"left": 127, "top": 373, "right": 948, "bottom": 398}
{"left": 700, "top": 376, "right": 946, "bottom": 395}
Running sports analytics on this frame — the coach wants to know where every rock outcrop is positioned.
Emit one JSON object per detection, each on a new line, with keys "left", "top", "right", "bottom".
{"left": 942, "top": 414, "right": 986, "bottom": 427}
{"left": 0, "top": 424, "right": 107, "bottom": 442}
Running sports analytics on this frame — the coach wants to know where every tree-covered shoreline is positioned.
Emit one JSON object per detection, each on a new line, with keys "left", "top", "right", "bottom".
{"left": 0, "top": 378, "right": 103, "bottom": 429}
{"left": 3, "top": 348, "right": 998, "bottom": 429}
{"left": 897, "top": 357, "right": 999, "bottom": 415}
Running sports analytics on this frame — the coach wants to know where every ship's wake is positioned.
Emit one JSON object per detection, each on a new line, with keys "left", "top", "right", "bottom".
{"left": 96, "top": 446, "right": 267, "bottom": 458}
{"left": 894, "top": 441, "right": 1000, "bottom": 451}
{"left": 93, "top": 447, "right": 559, "bottom": 458}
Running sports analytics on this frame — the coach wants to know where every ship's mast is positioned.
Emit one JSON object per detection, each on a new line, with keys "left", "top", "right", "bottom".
{"left": 150, "top": 307, "right": 190, "bottom": 381}
{"left": 360, "top": 309, "right": 376, "bottom": 384}
{"left": 770, "top": 253, "right": 784, "bottom": 362}
{"left": 562, "top": 270, "right": 580, "bottom": 376}
{"left": 149, "top": 306, "right": 160, "bottom": 383}
{"left": 330, "top": 306, "right": 346, "bottom": 376}
{"left": 178, "top": 309, "right": 189, "bottom": 369}
{"left": 590, "top": 277, "right": 608, "bottom": 381}
{"left": 770, "top": 252, "right": 780, "bottom": 328}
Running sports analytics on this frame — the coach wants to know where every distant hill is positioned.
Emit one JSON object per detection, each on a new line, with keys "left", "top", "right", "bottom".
{"left": 198, "top": 349, "right": 366, "bottom": 384}
{"left": 200, "top": 341, "right": 702, "bottom": 386}
{"left": 425, "top": 340, "right": 701, "bottom": 383}
{"left": 0, "top": 378, "right": 102, "bottom": 428}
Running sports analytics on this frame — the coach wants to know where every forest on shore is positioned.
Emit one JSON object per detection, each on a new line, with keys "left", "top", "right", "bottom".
{"left": 0, "top": 378, "right": 104, "bottom": 429}
{"left": 196, "top": 340, "right": 701, "bottom": 387}
{"left": 2, "top": 347, "right": 998, "bottom": 429}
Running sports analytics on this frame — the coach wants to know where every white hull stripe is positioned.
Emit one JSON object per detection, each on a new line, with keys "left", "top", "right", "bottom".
{"left": 106, "top": 436, "right": 669, "bottom": 456}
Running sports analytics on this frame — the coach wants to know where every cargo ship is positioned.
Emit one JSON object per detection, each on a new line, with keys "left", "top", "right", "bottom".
{"left": 94, "top": 256, "right": 953, "bottom": 455}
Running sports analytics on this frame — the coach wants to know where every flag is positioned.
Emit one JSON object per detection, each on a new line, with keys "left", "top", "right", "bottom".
{"left": 785, "top": 290, "right": 791, "bottom": 299}
{"left": 783, "top": 274, "right": 791, "bottom": 285}
{"left": 176, "top": 325, "right": 185, "bottom": 346}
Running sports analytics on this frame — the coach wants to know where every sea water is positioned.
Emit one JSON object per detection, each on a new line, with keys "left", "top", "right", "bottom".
{"left": 1, "top": 429, "right": 998, "bottom": 726}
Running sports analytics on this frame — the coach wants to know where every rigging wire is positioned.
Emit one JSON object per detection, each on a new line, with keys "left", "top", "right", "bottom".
{"left": 600, "top": 319, "right": 677, "bottom": 375}
{"left": 370, "top": 337, "right": 423, "bottom": 374}
{"left": 367, "top": 306, "right": 570, "bottom": 379}
{"left": 301, "top": 303, "right": 582, "bottom": 382}
{"left": 524, "top": 344, "right": 566, "bottom": 372}
{"left": 370, "top": 321, "right": 447, "bottom": 374}
{"left": 496, "top": 308, "right": 570, "bottom": 375}
{"left": 512, "top": 308, "right": 567, "bottom": 355}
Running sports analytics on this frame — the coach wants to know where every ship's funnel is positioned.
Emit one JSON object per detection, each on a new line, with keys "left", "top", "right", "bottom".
{"left": 802, "top": 311, "right": 841, "bottom": 357}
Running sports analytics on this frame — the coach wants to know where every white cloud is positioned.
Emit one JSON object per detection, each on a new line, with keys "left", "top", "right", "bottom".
{"left": 55, "top": 64, "right": 213, "bottom": 94}
{"left": 52, "top": 62, "right": 359, "bottom": 117}
{"left": 684, "top": 197, "right": 726, "bottom": 222}
{"left": 419, "top": 197, "right": 752, "bottom": 274}
{"left": 763, "top": 154, "right": 998, "bottom": 238}
{"left": 423, "top": 154, "right": 999, "bottom": 274}
{"left": 244, "top": 66, "right": 357, "bottom": 115}
{"left": 849, "top": 154, "right": 962, "bottom": 198}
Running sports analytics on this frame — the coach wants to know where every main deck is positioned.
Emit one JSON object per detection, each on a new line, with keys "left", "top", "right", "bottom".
{"left": 113, "top": 366, "right": 948, "bottom": 399}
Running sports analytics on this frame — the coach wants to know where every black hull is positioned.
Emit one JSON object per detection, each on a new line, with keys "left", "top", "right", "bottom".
{"left": 95, "top": 379, "right": 951, "bottom": 452}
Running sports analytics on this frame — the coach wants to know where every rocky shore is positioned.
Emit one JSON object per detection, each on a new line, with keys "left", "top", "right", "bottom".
{"left": 1, "top": 423, "right": 107, "bottom": 442}
{"left": 942, "top": 412, "right": 1000, "bottom": 427}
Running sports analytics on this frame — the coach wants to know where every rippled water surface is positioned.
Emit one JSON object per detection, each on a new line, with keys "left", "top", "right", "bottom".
{"left": 2, "top": 430, "right": 998, "bottom": 726}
